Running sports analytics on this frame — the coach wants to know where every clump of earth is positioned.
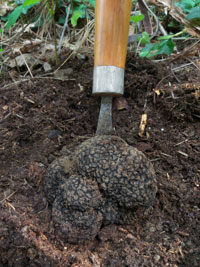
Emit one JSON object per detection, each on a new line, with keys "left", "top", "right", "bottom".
{"left": 43, "top": 135, "right": 157, "bottom": 244}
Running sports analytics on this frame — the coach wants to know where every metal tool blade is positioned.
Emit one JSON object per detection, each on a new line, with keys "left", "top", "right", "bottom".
{"left": 96, "top": 96, "right": 113, "bottom": 135}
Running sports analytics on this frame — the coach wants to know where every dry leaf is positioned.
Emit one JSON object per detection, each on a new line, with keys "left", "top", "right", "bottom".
{"left": 0, "top": 2, "right": 15, "bottom": 16}
{"left": 113, "top": 96, "right": 129, "bottom": 110}
{"left": 8, "top": 54, "right": 42, "bottom": 68}
{"left": 53, "top": 68, "right": 73, "bottom": 79}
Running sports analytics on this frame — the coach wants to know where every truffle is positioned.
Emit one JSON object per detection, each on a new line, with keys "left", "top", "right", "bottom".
{"left": 76, "top": 135, "right": 157, "bottom": 208}
{"left": 43, "top": 155, "right": 75, "bottom": 204}
{"left": 43, "top": 135, "right": 157, "bottom": 243}
{"left": 52, "top": 175, "right": 103, "bottom": 243}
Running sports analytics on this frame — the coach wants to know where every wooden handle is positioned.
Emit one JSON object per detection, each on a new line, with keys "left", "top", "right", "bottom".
{"left": 94, "top": 0, "right": 132, "bottom": 69}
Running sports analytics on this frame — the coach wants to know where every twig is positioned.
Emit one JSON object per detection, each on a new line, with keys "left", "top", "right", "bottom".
{"left": 170, "top": 40, "right": 200, "bottom": 62}
{"left": 0, "top": 190, "right": 18, "bottom": 203}
{"left": 140, "top": 0, "right": 159, "bottom": 38}
{"left": 160, "top": 152, "right": 172, "bottom": 158}
{"left": 174, "top": 139, "right": 188, "bottom": 146}
{"left": 19, "top": 50, "right": 34, "bottom": 78}
{"left": 185, "top": 57, "right": 200, "bottom": 71}
{"left": 170, "top": 63, "right": 181, "bottom": 83}
{"left": 159, "top": 22, "right": 168, "bottom": 36}
{"left": 177, "top": 151, "right": 188, "bottom": 158}
{"left": 0, "top": 79, "right": 30, "bottom": 90}
{"left": 0, "top": 113, "right": 11, "bottom": 124}
{"left": 155, "top": 75, "right": 170, "bottom": 90}
{"left": 138, "top": 0, "right": 153, "bottom": 35}
{"left": 58, "top": 4, "right": 71, "bottom": 55}
{"left": 53, "top": 51, "right": 75, "bottom": 74}
{"left": 34, "top": 76, "right": 76, "bottom": 81}
{"left": 171, "top": 62, "right": 196, "bottom": 72}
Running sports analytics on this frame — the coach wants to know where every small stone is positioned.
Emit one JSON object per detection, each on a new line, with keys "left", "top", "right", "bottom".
{"left": 154, "top": 255, "right": 160, "bottom": 262}
{"left": 127, "top": 233, "right": 134, "bottom": 239}
{"left": 48, "top": 154, "right": 56, "bottom": 164}
{"left": 48, "top": 130, "right": 61, "bottom": 139}
{"left": 150, "top": 226, "right": 156, "bottom": 232}
{"left": 53, "top": 68, "right": 73, "bottom": 79}
{"left": 76, "top": 53, "right": 86, "bottom": 60}
{"left": 43, "top": 62, "right": 52, "bottom": 72}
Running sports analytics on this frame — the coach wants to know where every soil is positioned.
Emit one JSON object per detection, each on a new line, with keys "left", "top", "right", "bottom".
{"left": 0, "top": 54, "right": 200, "bottom": 266}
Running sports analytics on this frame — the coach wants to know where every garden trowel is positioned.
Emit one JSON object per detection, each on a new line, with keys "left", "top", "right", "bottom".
{"left": 92, "top": 0, "right": 132, "bottom": 134}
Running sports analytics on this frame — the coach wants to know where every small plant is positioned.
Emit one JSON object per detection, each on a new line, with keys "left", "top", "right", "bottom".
{"left": 175, "top": 0, "right": 200, "bottom": 14}
{"left": 130, "top": 13, "right": 144, "bottom": 24}
{"left": 70, "top": 0, "right": 95, "bottom": 27}
{"left": 4, "top": 0, "right": 40, "bottom": 30}
{"left": 1, "top": 0, "right": 198, "bottom": 59}
{"left": 175, "top": 0, "right": 200, "bottom": 22}
{"left": 139, "top": 28, "right": 190, "bottom": 58}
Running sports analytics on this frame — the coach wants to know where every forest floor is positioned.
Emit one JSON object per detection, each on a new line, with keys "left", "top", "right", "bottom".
{"left": 0, "top": 54, "right": 200, "bottom": 266}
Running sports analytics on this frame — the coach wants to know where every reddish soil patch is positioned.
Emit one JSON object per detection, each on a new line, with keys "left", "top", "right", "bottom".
{"left": 0, "top": 55, "right": 199, "bottom": 266}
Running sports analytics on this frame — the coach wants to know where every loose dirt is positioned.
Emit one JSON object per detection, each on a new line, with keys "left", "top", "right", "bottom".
{"left": 0, "top": 55, "right": 199, "bottom": 266}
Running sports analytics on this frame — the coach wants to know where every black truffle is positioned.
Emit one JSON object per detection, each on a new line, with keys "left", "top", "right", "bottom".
{"left": 43, "top": 155, "right": 75, "bottom": 204}
{"left": 52, "top": 175, "right": 103, "bottom": 243}
{"left": 43, "top": 135, "right": 157, "bottom": 243}
{"left": 76, "top": 135, "right": 157, "bottom": 208}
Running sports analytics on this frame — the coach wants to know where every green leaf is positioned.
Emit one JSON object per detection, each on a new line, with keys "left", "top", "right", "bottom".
{"left": 5, "top": 0, "right": 40, "bottom": 29}
{"left": 58, "top": 16, "right": 65, "bottom": 25}
{"left": 139, "top": 43, "right": 155, "bottom": 57}
{"left": 5, "top": 5, "right": 23, "bottom": 30}
{"left": 137, "top": 32, "right": 150, "bottom": 45}
{"left": 21, "top": 4, "right": 37, "bottom": 14}
{"left": 140, "top": 39, "right": 174, "bottom": 58}
{"left": 175, "top": 0, "right": 197, "bottom": 13}
{"left": 22, "top": 0, "right": 40, "bottom": 7}
{"left": 130, "top": 14, "right": 144, "bottom": 23}
{"left": 71, "top": 10, "right": 83, "bottom": 27}
{"left": 186, "top": 6, "right": 200, "bottom": 20}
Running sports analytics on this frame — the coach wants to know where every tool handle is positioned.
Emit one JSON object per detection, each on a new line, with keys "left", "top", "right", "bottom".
{"left": 94, "top": 0, "right": 132, "bottom": 69}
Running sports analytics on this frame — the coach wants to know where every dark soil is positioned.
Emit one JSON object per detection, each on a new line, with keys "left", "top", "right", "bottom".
{"left": 0, "top": 55, "right": 200, "bottom": 266}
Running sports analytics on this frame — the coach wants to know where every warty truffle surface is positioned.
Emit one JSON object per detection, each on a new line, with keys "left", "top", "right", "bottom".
{"left": 43, "top": 135, "right": 157, "bottom": 243}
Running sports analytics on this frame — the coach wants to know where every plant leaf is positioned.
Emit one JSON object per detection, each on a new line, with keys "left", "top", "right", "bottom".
{"left": 175, "top": 0, "right": 196, "bottom": 13}
{"left": 88, "top": 0, "right": 95, "bottom": 7}
{"left": 130, "top": 14, "right": 144, "bottom": 23}
{"left": 186, "top": 6, "right": 200, "bottom": 20}
{"left": 140, "top": 39, "right": 174, "bottom": 58}
{"left": 139, "top": 43, "right": 155, "bottom": 57}
{"left": 71, "top": 10, "right": 83, "bottom": 27}
{"left": 22, "top": 0, "right": 40, "bottom": 7}
{"left": 5, "top": 5, "right": 23, "bottom": 30}
{"left": 137, "top": 32, "right": 150, "bottom": 45}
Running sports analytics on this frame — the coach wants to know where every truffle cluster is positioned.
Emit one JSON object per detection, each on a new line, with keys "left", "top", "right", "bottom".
{"left": 43, "top": 135, "right": 157, "bottom": 243}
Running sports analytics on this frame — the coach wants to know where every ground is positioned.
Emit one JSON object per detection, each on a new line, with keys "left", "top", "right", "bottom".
{"left": 0, "top": 54, "right": 199, "bottom": 266}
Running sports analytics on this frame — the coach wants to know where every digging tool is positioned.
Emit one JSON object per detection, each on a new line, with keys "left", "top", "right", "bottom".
{"left": 93, "top": 0, "right": 132, "bottom": 134}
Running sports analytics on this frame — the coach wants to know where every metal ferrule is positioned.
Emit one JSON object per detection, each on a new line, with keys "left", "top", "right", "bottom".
{"left": 92, "top": 66, "right": 124, "bottom": 96}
